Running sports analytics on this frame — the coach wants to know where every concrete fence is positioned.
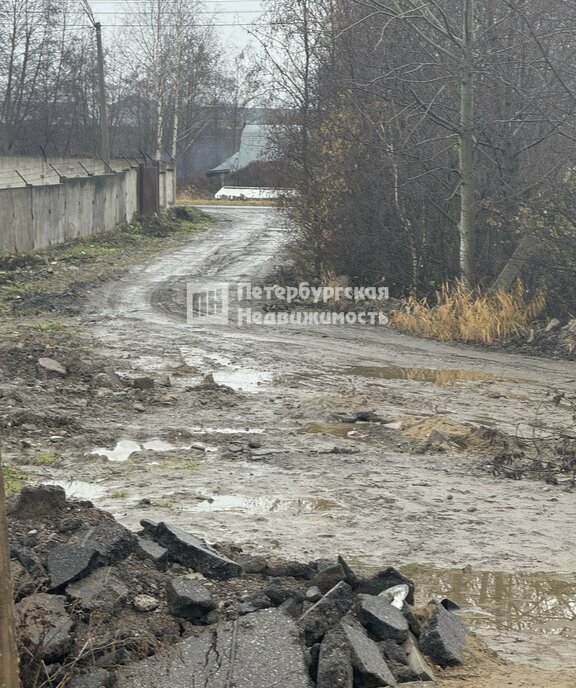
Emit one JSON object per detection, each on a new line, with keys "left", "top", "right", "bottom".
{"left": 0, "top": 156, "right": 176, "bottom": 256}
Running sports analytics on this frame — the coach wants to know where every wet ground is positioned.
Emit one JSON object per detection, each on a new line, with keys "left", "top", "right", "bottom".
{"left": 5, "top": 206, "right": 575, "bottom": 672}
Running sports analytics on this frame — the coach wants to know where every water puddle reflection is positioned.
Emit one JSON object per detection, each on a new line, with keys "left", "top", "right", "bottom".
{"left": 346, "top": 366, "right": 509, "bottom": 385}
{"left": 402, "top": 564, "right": 576, "bottom": 669}
{"left": 91, "top": 439, "right": 178, "bottom": 462}
{"left": 189, "top": 427, "right": 264, "bottom": 435}
{"left": 189, "top": 495, "right": 339, "bottom": 513}
{"left": 43, "top": 479, "right": 106, "bottom": 501}
{"left": 212, "top": 369, "right": 273, "bottom": 392}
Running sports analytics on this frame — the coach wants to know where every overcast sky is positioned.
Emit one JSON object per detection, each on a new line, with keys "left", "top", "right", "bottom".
{"left": 86, "top": 0, "right": 265, "bottom": 51}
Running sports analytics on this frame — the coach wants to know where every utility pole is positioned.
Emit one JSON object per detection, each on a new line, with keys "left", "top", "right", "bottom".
{"left": 95, "top": 22, "right": 111, "bottom": 164}
{"left": 0, "top": 456, "right": 20, "bottom": 688}
{"left": 81, "top": 1, "right": 111, "bottom": 164}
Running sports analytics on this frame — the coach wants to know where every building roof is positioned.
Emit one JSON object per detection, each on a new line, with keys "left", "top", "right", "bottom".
{"left": 206, "top": 125, "right": 273, "bottom": 177}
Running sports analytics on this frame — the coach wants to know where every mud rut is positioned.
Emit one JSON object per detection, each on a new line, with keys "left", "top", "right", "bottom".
{"left": 41, "top": 206, "right": 576, "bottom": 671}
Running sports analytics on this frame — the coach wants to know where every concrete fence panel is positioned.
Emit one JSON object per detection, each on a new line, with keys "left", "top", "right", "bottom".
{"left": 0, "top": 167, "right": 141, "bottom": 255}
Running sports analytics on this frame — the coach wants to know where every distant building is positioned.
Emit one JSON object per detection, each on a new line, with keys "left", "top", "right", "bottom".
{"left": 206, "top": 124, "right": 276, "bottom": 178}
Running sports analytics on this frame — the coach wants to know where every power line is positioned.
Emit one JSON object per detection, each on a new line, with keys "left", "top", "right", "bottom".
{"left": 89, "top": 1, "right": 262, "bottom": 3}
{"left": 19, "top": 10, "right": 265, "bottom": 14}
{"left": 54, "top": 21, "right": 294, "bottom": 28}
{"left": 90, "top": 0, "right": 262, "bottom": 3}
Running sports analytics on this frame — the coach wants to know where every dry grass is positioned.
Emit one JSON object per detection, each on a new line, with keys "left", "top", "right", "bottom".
{"left": 1, "top": 465, "right": 28, "bottom": 495}
{"left": 392, "top": 281, "right": 546, "bottom": 345}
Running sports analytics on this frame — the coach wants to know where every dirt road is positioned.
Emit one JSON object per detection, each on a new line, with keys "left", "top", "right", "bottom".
{"left": 16, "top": 206, "right": 576, "bottom": 673}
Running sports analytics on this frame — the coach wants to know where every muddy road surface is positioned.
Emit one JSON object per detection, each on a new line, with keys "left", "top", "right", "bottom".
{"left": 14, "top": 206, "right": 576, "bottom": 671}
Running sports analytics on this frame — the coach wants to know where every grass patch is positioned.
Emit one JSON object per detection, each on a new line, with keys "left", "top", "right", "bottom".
{"left": 110, "top": 489, "right": 128, "bottom": 498}
{"left": 0, "top": 207, "right": 211, "bottom": 315}
{"left": 27, "top": 320, "right": 68, "bottom": 332}
{"left": 154, "top": 498, "right": 174, "bottom": 508}
{"left": 177, "top": 460, "right": 200, "bottom": 471}
{"left": 35, "top": 453, "right": 57, "bottom": 465}
{"left": 392, "top": 281, "right": 546, "bottom": 345}
{"left": 2, "top": 465, "right": 28, "bottom": 494}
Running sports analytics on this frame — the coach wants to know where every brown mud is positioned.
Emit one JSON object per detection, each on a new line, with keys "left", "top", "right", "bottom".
{"left": 1, "top": 206, "right": 575, "bottom": 687}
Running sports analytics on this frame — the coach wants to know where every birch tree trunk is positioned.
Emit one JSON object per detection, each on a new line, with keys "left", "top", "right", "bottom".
{"left": 459, "top": 0, "right": 475, "bottom": 288}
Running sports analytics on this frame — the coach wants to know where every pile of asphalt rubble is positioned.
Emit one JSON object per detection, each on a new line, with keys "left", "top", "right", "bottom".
{"left": 8, "top": 485, "right": 469, "bottom": 688}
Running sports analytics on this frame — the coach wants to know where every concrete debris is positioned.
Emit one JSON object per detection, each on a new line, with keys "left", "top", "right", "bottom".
{"left": 316, "top": 627, "right": 354, "bottom": 688}
{"left": 66, "top": 567, "right": 129, "bottom": 611}
{"left": 340, "top": 618, "right": 397, "bottom": 686}
{"left": 298, "top": 581, "right": 355, "bottom": 645}
{"left": 116, "top": 608, "right": 313, "bottom": 688}
{"left": 133, "top": 594, "right": 160, "bottom": 612}
{"left": 419, "top": 601, "right": 468, "bottom": 667}
{"left": 68, "top": 668, "right": 114, "bottom": 688}
{"left": 10, "top": 484, "right": 67, "bottom": 518}
{"left": 141, "top": 520, "right": 241, "bottom": 579}
{"left": 356, "top": 566, "right": 416, "bottom": 604}
{"left": 358, "top": 593, "right": 410, "bottom": 642}
{"left": 135, "top": 537, "right": 169, "bottom": 570}
{"left": 47, "top": 542, "right": 100, "bottom": 589}
{"left": 70, "top": 520, "right": 137, "bottom": 565}
{"left": 166, "top": 576, "right": 217, "bottom": 622}
{"left": 7, "top": 490, "right": 465, "bottom": 687}
{"left": 311, "top": 563, "right": 348, "bottom": 593}
{"left": 404, "top": 633, "right": 436, "bottom": 681}
{"left": 239, "top": 553, "right": 267, "bottom": 573}
{"left": 37, "top": 357, "right": 68, "bottom": 377}
{"left": 133, "top": 376, "right": 155, "bottom": 389}
{"left": 15, "top": 593, "right": 73, "bottom": 662}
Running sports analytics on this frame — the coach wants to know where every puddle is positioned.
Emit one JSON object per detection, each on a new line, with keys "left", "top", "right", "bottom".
{"left": 402, "top": 564, "right": 576, "bottom": 669}
{"left": 298, "top": 422, "right": 369, "bottom": 438}
{"left": 189, "top": 427, "right": 264, "bottom": 435}
{"left": 43, "top": 480, "right": 106, "bottom": 501}
{"left": 346, "top": 365, "right": 508, "bottom": 385}
{"left": 179, "top": 346, "right": 272, "bottom": 392}
{"left": 211, "top": 369, "right": 273, "bottom": 392}
{"left": 91, "top": 438, "right": 179, "bottom": 462}
{"left": 189, "top": 495, "right": 339, "bottom": 513}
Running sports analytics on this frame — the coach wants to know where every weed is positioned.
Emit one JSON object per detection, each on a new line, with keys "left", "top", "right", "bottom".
{"left": 28, "top": 321, "right": 67, "bottom": 332}
{"left": 2, "top": 465, "right": 28, "bottom": 494}
{"left": 178, "top": 460, "right": 200, "bottom": 471}
{"left": 392, "top": 281, "right": 546, "bottom": 345}
{"left": 110, "top": 489, "right": 128, "bottom": 498}
{"left": 35, "top": 453, "right": 57, "bottom": 465}
{"left": 155, "top": 498, "right": 174, "bottom": 508}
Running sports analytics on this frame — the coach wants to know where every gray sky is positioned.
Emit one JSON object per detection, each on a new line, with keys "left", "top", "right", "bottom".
{"left": 86, "top": 0, "right": 265, "bottom": 51}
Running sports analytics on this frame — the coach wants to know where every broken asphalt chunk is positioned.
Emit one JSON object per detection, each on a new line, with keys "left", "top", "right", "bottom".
{"left": 166, "top": 576, "right": 217, "bottom": 622}
{"left": 47, "top": 543, "right": 100, "bottom": 589}
{"left": 358, "top": 594, "right": 410, "bottom": 643}
{"left": 116, "top": 608, "right": 313, "bottom": 687}
{"left": 140, "top": 520, "right": 241, "bottom": 580}
{"left": 340, "top": 618, "right": 397, "bottom": 686}
{"left": 298, "top": 581, "right": 355, "bottom": 645}
{"left": 419, "top": 601, "right": 468, "bottom": 667}
{"left": 316, "top": 628, "right": 354, "bottom": 688}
